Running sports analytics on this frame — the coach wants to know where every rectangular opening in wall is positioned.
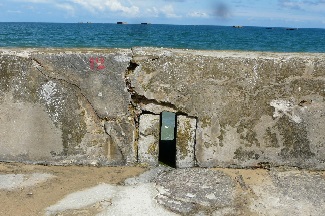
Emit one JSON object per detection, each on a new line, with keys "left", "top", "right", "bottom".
{"left": 159, "top": 111, "right": 177, "bottom": 168}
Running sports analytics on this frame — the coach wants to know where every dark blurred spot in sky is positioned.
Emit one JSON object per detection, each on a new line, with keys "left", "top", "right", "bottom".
{"left": 213, "top": 1, "right": 231, "bottom": 19}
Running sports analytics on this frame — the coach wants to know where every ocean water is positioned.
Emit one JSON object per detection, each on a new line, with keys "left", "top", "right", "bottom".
{"left": 161, "top": 112, "right": 176, "bottom": 141}
{"left": 0, "top": 22, "right": 324, "bottom": 52}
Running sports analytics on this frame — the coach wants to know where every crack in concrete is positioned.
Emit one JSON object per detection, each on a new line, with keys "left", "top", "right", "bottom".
{"left": 124, "top": 60, "right": 141, "bottom": 163}
{"left": 126, "top": 52, "right": 199, "bottom": 167}
{"left": 126, "top": 54, "right": 196, "bottom": 118}
{"left": 32, "top": 51, "right": 199, "bottom": 167}
{"left": 103, "top": 123, "right": 125, "bottom": 164}
{"left": 31, "top": 58, "right": 104, "bottom": 122}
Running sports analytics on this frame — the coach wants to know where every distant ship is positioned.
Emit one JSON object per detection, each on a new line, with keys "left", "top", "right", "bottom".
{"left": 233, "top": 25, "right": 243, "bottom": 28}
{"left": 141, "top": 23, "right": 151, "bottom": 25}
{"left": 286, "top": 28, "right": 298, "bottom": 30}
{"left": 117, "top": 22, "right": 127, "bottom": 24}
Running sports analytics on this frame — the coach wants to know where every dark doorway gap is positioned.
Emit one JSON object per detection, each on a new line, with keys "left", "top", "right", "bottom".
{"left": 159, "top": 111, "right": 177, "bottom": 168}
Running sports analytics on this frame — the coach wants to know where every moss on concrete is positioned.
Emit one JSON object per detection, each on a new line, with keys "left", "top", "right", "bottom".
{"left": 277, "top": 116, "right": 315, "bottom": 159}
{"left": 147, "top": 142, "right": 158, "bottom": 156}
{"left": 233, "top": 147, "right": 260, "bottom": 161}
{"left": 177, "top": 119, "right": 192, "bottom": 160}
{"left": 264, "top": 127, "right": 279, "bottom": 148}
{"left": 0, "top": 56, "right": 16, "bottom": 94}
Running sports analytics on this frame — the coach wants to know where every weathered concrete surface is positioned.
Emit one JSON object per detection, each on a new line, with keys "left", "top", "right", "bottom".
{"left": 44, "top": 166, "right": 176, "bottom": 216}
{"left": 0, "top": 49, "right": 133, "bottom": 165}
{"left": 2, "top": 163, "right": 325, "bottom": 216}
{"left": 1, "top": 47, "right": 325, "bottom": 169}
{"left": 156, "top": 168, "right": 236, "bottom": 215}
{"left": 176, "top": 116, "right": 196, "bottom": 168}
{"left": 0, "top": 173, "right": 54, "bottom": 190}
{"left": 249, "top": 169, "right": 325, "bottom": 216}
{"left": 138, "top": 114, "right": 160, "bottom": 166}
{"left": 130, "top": 47, "right": 325, "bottom": 169}
{"left": 31, "top": 49, "right": 132, "bottom": 119}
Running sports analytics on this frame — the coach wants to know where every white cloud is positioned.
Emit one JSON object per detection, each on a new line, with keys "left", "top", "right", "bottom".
{"left": 71, "top": 0, "right": 139, "bottom": 16}
{"left": 13, "top": 0, "right": 140, "bottom": 17}
{"left": 1, "top": 0, "right": 324, "bottom": 27}
{"left": 164, "top": 0, "right": 186, "bottom": 2}
{"left": 237, "top": 9, "right": 324, "bottom": 23}
{"left": 161, "top": 4, "right": 181, "bottom": 18}
{"left": 7, "top": 10, "right": 22, "bottom": 13}
{"left": 105, "top": 0, "right": 139, "bottom": 15}
{"left": 279, "top": 0, "right": 304, "bottom": 10}
{"left": 24, "top": 5, "right": 35, "bottom": 10}
{"left": 279, "top": 0, "right": 325, "bottom": 12}
{"left": 146, "top": 7, "right": 159, "bottom": 17}
{"left": 14, "top": 0, "right": 50, "bottom": 3}
{"left": 56, "top": 3, "right": 75, "bottom": 16}
{"left": 187, "top": 11, "right": 209, "bottom": 18}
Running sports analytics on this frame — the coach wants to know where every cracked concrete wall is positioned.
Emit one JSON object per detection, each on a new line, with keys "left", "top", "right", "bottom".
{"left": 130, "top": 47, "right": 325, "bottom": 169}
{"left": 0, "top": 48, "right": 134, "bottom": 165}
{"left": 1, "top": 47, "right": 325, "bottom": 169}
{"left": 138, "top": 114, "right": 160, "bottom": 166}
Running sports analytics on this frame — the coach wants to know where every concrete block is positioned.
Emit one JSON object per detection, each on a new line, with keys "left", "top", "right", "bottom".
{"left": 138, "top": 114, "right": 160, "bottom": 166}
{"left": 176, "top": 115, "right": 196, "bottom": 168}
{"left": 131, "top": 47, "right": 325, "bottom": 169}
{"left": 2, "top": 48, "right": 325, "bottom": 169}
{"left": 0, "top": 49, "right": 132, "bottom": 165}
{"left": 104, "top": 118, "right": 136, "bottom": 165}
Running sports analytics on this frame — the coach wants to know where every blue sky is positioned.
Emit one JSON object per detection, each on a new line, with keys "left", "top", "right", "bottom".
{"left": 1, "top": 0, "right": 325, "bottom": 28}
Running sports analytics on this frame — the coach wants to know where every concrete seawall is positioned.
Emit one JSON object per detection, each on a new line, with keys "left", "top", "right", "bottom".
{"left": 1, "top": 47, "right": 325, "bottom": 169}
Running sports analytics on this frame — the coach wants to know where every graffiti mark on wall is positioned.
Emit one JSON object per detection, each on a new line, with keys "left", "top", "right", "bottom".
{"left": 90, "top": 57, "right": 105, "bottom": 70}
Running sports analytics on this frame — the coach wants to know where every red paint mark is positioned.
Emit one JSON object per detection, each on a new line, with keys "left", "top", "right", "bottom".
{"left": 90, "top": 57, "right": 106, "bottom": 70}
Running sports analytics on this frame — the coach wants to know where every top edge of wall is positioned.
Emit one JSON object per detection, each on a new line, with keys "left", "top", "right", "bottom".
{"left": 1, "top": 47, "right": 325, "bottom": 59}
